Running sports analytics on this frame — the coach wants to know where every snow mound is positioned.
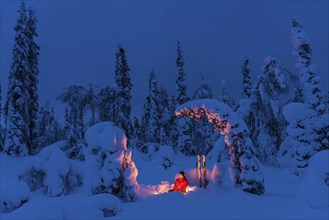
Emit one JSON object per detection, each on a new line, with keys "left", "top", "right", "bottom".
{"left": 282, "top": 102, "right": 307, "bottom": 122}
{"left": 85, "top": 194, "right": 122, "bottom": 218}
{"left": 297, "top": 150, "right": 329, "bottom": 209}
{"left": 17, "top": 143, "right": 83, "bottom": 197}
{"left": 85, "top": 121, "right": 127, "bottom": 153}
{"left": 157, "top": 146, "right": 175, "bottom": 169}
{"left": 0, "top": 182, "right": 30, "bottom": 213}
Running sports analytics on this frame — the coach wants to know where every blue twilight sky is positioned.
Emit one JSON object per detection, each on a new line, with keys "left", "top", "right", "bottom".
{"left": 1, "top": 1, "right": 328, "bottom": 119}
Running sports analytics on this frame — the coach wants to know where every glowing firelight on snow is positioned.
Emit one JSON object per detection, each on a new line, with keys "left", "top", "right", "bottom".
{"left": 152, "top": 181, "right": 172, "bottom": 195}
{"left": 153, "top": 182, "right": 197, "bottom": 195}
{"left": 186, "top": 185, "right": 197, "bottom": 193}
{"left": 138, "top": 181, "right": 198, "bottom": 197}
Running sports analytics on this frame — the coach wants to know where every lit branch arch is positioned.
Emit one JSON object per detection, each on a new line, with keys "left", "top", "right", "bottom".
{"left": 176, "top": 99, "right": 265, "bottom": 195}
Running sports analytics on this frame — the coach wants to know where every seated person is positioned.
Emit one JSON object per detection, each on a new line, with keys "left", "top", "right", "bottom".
{"left": 169, "top": 171, "right": 189, "bottom": 194}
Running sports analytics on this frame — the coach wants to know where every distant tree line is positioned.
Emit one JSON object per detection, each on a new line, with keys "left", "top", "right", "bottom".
{"left": 1, "top": 2, "right": 328, "bottom": 179}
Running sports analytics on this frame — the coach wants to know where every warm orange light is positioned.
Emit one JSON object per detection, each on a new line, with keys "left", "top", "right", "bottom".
{"left": 186, "top": 185, "right": 197, "bottom": 193}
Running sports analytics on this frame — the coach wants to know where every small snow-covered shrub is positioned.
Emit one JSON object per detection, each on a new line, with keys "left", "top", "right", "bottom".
{"left": 84, "top": 122, "right": 139, "bottom": 202}
{"left": 0, "top": 182, "right": 30, "bottom": 213}
{"left": 61, "top": 140, "right": 87, "bottom": 161}
{"left": 138, "top": 143, "right": 159, "bottom": 158}
{"left": 17, "top": 142, "right": 83, "bottom": 197}
{"left": 158, "top": 146, "right": 175, "bottom": 169}
{"left": 278, "top": 102, "right": 308, "bottom": 167}
{"left": 146, "top": 143, "right": 157, "bottom": 159}
{"left": 85, "top": 194, "right": 122, "bottom": 218}
{"left": 297, "top": 150, "right": 329, "bottom": 209}
{"left": 239, "top": 153, "right": 265, "bottom": 195}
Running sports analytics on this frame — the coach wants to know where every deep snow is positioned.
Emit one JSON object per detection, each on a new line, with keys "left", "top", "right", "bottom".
{"left": 1, "top": 149, "right": 328, "bottom": 219}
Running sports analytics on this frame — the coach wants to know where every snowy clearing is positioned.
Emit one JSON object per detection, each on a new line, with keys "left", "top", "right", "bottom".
{"left": 1, "top": 151, "right": 328, "bottom": 219}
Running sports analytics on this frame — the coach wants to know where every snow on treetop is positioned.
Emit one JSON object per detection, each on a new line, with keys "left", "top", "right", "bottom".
{"left": 282, "top": 102, "right": 307, "bottom": 122}
{"left": 85, "top": 121, "right": 127, "bottom": 152}
{"left": 263, "top": 56, "right": 273, "bottom": 65}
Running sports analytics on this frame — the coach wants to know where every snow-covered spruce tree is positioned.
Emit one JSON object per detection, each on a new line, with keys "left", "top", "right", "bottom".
{"left": 4, "top": 2, "right": 30, "bottom": 157}
{"left": 153, "top": 92, "right": 178, "bottom": 148}
{"left": 109, "top": 85, "right": 127, "bottom": 133}
{"left": 85, "top": 122, "right": 138, "bottom": 202}
{"left": 138, "top": 71, "right": 162, "bottom": 145}
{"left": 147, "top": 71, "right": 161, "bottom": 144}
{"left": 241, "top": 57, "right": 252, "bottom": 99}
{"left": 115, "top": 45, "right": 133, "bottom": 141}
{"left": 176, "top": 41, "right": 189, "bottom": 105}
{"left": 97, "top": 86, "right": 113, "bottom": 122}
{"left": 291, "top": 19, "right": 325, "bottom": 115}
{"left": 218, "top": 80, "right": 236, "bottom": 110}
{"left": 289, "top": 84, "right": 304, "bottom": 103}
{"left": 131, "top": 117, "right": 143, "bottom": 149}
{"left": 325, "top": 91, "right": 329, "bottom": 111}
{"left": 26, "top": 6, "right": 40, "bottom": 155}
{"left": 278, "top": 103, "right": 307, "bottom": 162}
{"left": 192, "top": 74, "right": 216, "bottom": 155}
{"left": 249, "top": 57, "right": 287, "bottom": 165}
{"left": 192, "top": 73, "right": 212, "bottom": 100}
{"left": 62, "top": 106, "right": 85, "bottom": 160}
{"left": 176, "top": 100, "right": 265, "bottom": 194}
{"left": 58, "top": 85, "right": 88, "bottom": 160}
{"left": 169, "top": 95, "right": 179, "bottom": 148}
{"left": 288, "top": 19, "right": 329, "bottom": 174}
{"left": 175, "top": 41, "right": 193, "bottom": 154}
{"left": 0, "top": 83, "right": 4, "bottom": 152}
{"left": 158, "top": 86, "right": 173, "bottom": 146}
{"left": 237, "top": 57, "right": 254, "bottom": 134}
{"left": 97, "top": 85, "right": 121, "bottom": 124}
{"left": 37, "top": 102, "right": 62, "bottom": 151}
{"left": 85, "top": 83, "right": 97, "bottom": 127}
{"left": 177, "top": 117, "right": 193, "bottom": 155}
{"left": 140, "top": 95, "right": 151, "bottom": 145}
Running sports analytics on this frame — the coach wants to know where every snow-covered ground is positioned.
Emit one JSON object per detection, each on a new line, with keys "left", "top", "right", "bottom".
{"left": 1, "top": 150, "right": 328, "bottom": 219}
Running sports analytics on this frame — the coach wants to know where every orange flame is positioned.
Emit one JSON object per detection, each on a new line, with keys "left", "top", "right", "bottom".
{"left": 138, "top": 181, "right": 197, "bottom": 197}
{"left": 186, "top": 185, "right": 197, "bottom": 193}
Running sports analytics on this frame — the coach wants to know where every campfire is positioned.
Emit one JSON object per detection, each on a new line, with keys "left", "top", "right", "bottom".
{"left": 138, "top": 181, "right": 197, "bottom": 196}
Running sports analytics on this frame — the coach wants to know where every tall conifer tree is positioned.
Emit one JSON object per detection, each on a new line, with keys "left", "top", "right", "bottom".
{"left": 26, "top": 6, "right": 40, "bottom": 154}
{"left": 147, "top": 71, "right": 161, "bottom": 143}
{"left": 115, "top": 44, "right": 133, "bottom": 141}
{"left": 289, "top": 19, "right": 329, "bottom": 174}
{"left": 175, "top": 41, "right": 192, "bottom": 153}
{"left": 249, "top": 57, "right": 287, "bottom": 165}
{"left": 4, "top": 2, "right": 30, "bottom": 156}
{"left": 176, "top": 41, "right": 189, "bottom": 105}
{"left": 241, "top": 57, "right": 252, "bottom": 99}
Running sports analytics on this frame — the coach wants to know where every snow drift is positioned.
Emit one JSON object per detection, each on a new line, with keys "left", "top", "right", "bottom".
{"left": 297, "top": 150, "right": 329, "bottom": 209}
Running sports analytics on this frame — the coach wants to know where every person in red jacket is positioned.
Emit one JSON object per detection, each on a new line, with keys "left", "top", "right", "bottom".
{"left": 169, "top": 171, "right": 189, "bottom": 194}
